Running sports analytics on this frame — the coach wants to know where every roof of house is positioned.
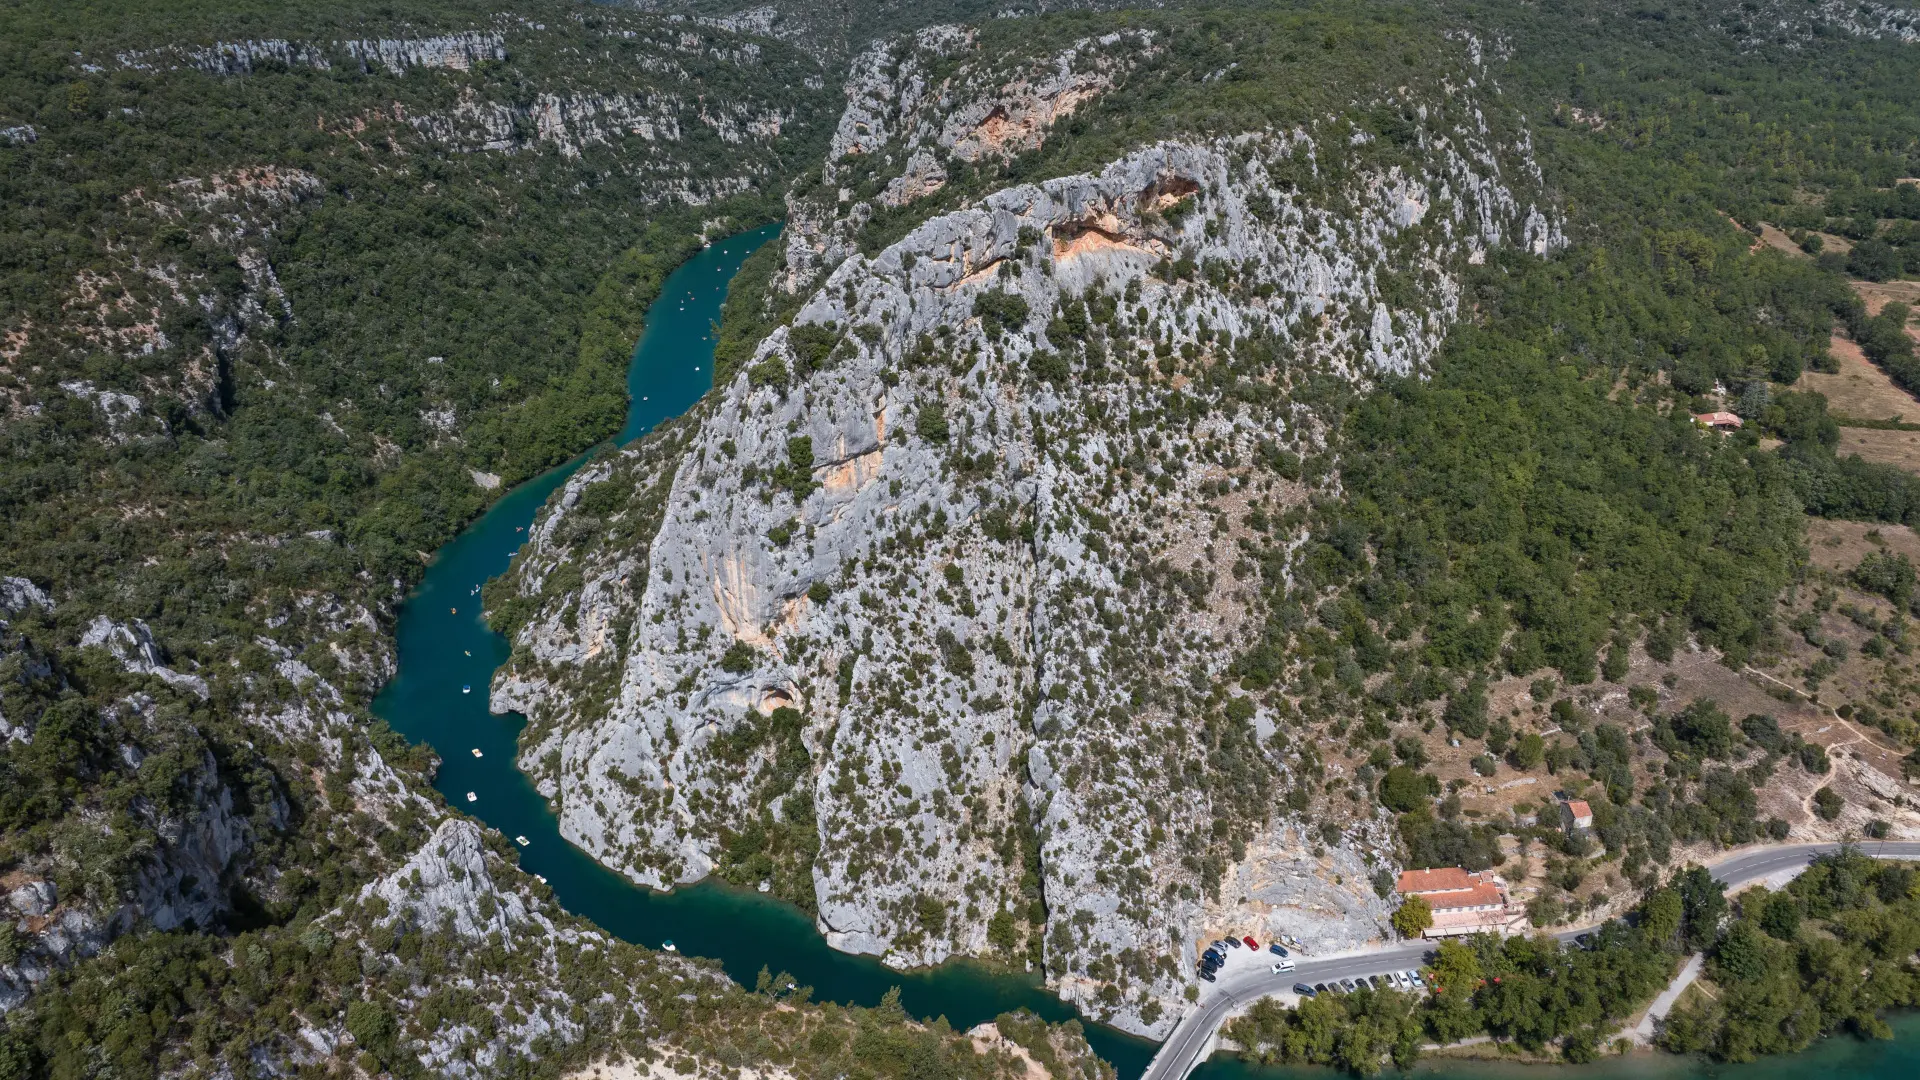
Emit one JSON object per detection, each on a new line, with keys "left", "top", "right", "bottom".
{"left": 1426, "top": 883, "right": 1511, "bottom": 912}
{"left": 1693, "top": 411, "right": 1744, "bottom": 428}
{"left": 1397, "top": 867, "right": 1477, "bottom": 895}
{"left": 1566, "top": 799, "right": 1594, "bottom": 821}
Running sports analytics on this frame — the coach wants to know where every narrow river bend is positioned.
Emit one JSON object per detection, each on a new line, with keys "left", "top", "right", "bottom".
{"left": 371, "top": 224, "right": 1156, "bottom": 1077}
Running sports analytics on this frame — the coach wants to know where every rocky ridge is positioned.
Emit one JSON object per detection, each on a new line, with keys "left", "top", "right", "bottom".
{"left": 113, "top": 31, "right": 508, "bottom": 76}
{"left": 491, "top": 37, "right": 1561, "bottom": 1036}
{"left": 778, "top": 26, "right": 1159, "bottom": 295}
{"left": 411, "top": 86, "right": 791, "bottom": 164}
{"left": 1727, "top": 0, "right": 1920, "bottom": 47}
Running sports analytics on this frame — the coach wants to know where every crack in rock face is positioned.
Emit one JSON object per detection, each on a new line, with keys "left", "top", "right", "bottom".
{"left": 495, "top": 63, "right": 1558, "bottom": 1035}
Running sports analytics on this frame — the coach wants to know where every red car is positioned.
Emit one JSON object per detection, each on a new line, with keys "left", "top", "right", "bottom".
{"left": 1243, "top": 936, "right": 1259, "bottom": 949}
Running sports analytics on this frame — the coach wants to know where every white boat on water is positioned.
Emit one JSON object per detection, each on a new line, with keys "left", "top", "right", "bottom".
{"left": 462, "top": 684, "right": 471, "bottom": 694}
{"left": 471, "top": 748, "right": 483, "bottom": 758}
{"left": 661, "top": 940, "right": 677, "bottom": 953}
{"left": 515, "top": 835, "right": 529, "bottom": 846}
{"left": 535, "top": 874, "right": 547, "bottom": 884}
{"left": 466, "top": 792, "right": 477, "bottom": 802}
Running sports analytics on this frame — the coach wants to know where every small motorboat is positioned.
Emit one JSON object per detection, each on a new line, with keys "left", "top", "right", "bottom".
{"left": 462, "top": 684, "right": 472, "bottom": 694}
{"left": 450, "top": 607, "right": 457, "bottom": 614}
{"left": 466, "top": 792, "right": 477, "bottom": 802}
{"left": 661, "top": 940, "right": 678, "bottom": 953}
{"left": 515, "top": 835, "right": 529, "bottom": 846}
{"left": 464, "top": 650, "right": 470, "bottom": 656}
{"left": 471, "top": 748, "right": 483, "bottom": 758}
{"left": 535, "top": 874, "right": 547, "bottom": 884}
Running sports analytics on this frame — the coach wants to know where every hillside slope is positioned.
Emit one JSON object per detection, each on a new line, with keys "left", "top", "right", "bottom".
{"left": 490, "top": 16, "right": 1560, "bottom": 1035}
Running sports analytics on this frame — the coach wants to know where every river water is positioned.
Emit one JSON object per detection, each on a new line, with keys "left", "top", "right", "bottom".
{"left": 373, "top": 225, "right": 1909, "bottom": 1080}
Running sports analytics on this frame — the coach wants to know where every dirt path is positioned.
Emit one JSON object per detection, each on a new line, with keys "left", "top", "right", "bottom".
{"left": 1632, "top": 954, "right": 1704, "bottom": 1041}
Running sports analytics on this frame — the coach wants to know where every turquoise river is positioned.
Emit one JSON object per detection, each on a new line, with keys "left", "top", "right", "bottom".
{"left": 372, "top": 224, "right": 1914, "bottom": 1080}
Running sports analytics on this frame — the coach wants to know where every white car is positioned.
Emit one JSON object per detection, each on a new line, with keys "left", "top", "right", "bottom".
{"left": 1271, "top": 960, "right": 1295, "bottom": 973}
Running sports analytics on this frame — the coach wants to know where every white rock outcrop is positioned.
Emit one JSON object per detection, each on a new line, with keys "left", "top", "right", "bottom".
{"left": 78, "top": 615, "right": 210, "bottom": 698}
{"left": 356, "top": 819, "right": 530, "bottom": 940}
{"left": 496, "top": 59, "right": 1559, "bottom": 1033}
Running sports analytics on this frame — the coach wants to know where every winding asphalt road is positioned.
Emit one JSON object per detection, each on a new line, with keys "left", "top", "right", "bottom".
{"left": 1138, "top": 841, "right": 1920, "bottom": 1080}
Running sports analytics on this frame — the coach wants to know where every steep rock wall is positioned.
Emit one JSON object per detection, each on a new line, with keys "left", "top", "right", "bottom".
{"left": 494, "top": 76, "right": 1558, "bottom": 1033}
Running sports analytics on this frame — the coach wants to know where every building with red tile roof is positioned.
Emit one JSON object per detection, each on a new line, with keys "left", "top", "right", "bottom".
{"left": 1693, "top": 411, "right": 1743, "bottom": 430}
{"left": 1397, "top": 867, "right": 1521, "bottom": 936}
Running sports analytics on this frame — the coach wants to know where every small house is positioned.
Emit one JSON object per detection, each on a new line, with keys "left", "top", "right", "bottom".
{"left": 1692, "top": 411, "right": 1743, "bottom": 430}
{"left": 1562, "top": 798, "right": 1594, "bottom": 832}
{"left": 1396, "top": 868, "right": 1519, "bottom": 936}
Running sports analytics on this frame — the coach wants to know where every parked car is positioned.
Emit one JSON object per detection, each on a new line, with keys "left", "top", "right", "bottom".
{"left": 1203, "top": 948, "right": 1223, "bottom": 963}
{"left": 1268, "top": 943, "right": 1288, "bottom": 957}
{"left": 1294, "top": 983, "right": 1317, "bottom": 997}
{"left": 1211, "top": 940, "right": 1229, "bottom": 952}
{"left": 1243, "top": 936, "right": 1259, "bottom": 949}
{"left": 1575, "top": 933, "right": 1593, "bottom": 949}
{"left": 1199, "top": 969, "right": 1216, "bottom": 983}
{"left": 1340, "top": 979, "right": 1357, "bottom": 992}
{"left": 1225, "top": 937, "right": 1242, "bottom": 949}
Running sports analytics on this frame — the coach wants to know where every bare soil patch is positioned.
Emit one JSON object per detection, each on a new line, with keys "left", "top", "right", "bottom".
{"left": 1753, "top": 222, "right": 1805, "bottom": 257}
{"left": 1854, "top": 279, "right": 1920, "bottom": 319}
{"left": 1805, "top": 518, "right": 1920, "bottom": 573}
{"left": 1836, "top": 426, "right": 1920, "bottom": 472}
{"left": 1798, "top": 332, "right": 1920, "bottom": 422}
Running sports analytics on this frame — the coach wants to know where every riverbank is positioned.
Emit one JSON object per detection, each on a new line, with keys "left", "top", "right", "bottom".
{"left": 1191, "top": 1011, "right": 1920, "bottom": 1079}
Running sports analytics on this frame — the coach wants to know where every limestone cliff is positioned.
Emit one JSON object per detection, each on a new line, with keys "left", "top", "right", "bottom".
{"left": 492, "top": 33, "right": 1559, "bottom": 1035}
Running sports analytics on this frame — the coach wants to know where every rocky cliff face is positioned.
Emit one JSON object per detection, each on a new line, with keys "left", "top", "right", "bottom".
{"left": 0, "top": 579, "right": 290, "bottom": 1012}
{"left": 114, "top": 30, "right": 508, "bottom": 76}
{"left": 0, "top": 739, "right": 267, "bottom": 1012}
{"left": 492, "top": 34, "right": 1559, "bottom": 1035}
